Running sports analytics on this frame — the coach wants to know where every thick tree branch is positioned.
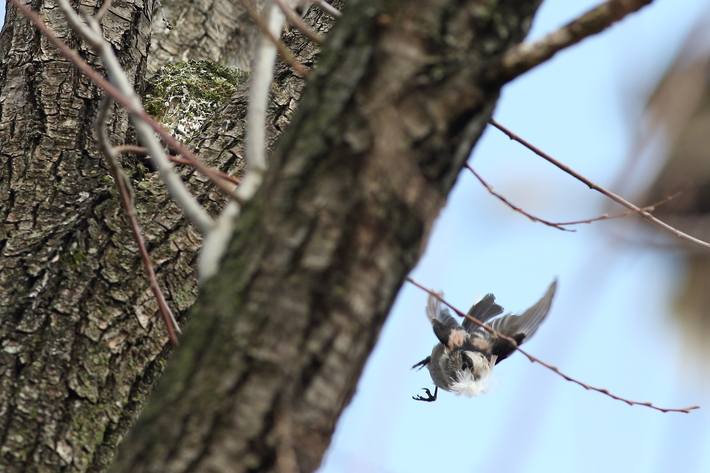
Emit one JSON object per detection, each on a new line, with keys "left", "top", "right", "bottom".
{"left": 490, "top": 0, "right": 653, "bottom": 84}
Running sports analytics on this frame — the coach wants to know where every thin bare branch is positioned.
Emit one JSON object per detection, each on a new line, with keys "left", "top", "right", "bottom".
{"left": 95, "top": 0, "right": 112, "bottom": 22}
{"left": 112, "top": 144, "right": 149, "bottom": 155}
{"left": 96, "top": 98, "right": 181, "bottom": 345}
{"left": 555, "top": 193, "right": 680, "bottom": 226}
{"left": 468, "top": 164, "right": 680, "bottom": 230}
{"left": 489, "top": 119, "right": 710, "bottom": 251}
{"left": 168, "top": 158, "right": 242, "bottom": 187}
{"left": 406, "top": 277, "right": 699, "bottom": 413}
{"left": 466, "top": 164, "right": 573, "bottom": 232}
{"left": 244, "top": 0, "right": 283, "bottom": 188}
{"left": 113, "top": 145, "right": 242, "bottom": 187}
{"left": 199, "top": 0, "right": 287, "bottom": 282}
{"left": 198, "top": 200, "right": 242, "bottom": 284}
{"left": 274, "top": 0, "right": 325, "bottom": 44}
{"left": 241, "top": 0, "right": 310, "bottom": 77}
{"left": 9, "top": 0, "right": 239, "bottom": 204}
{"left": 312, "top": 0, "right": 341, "bottom": 18}
{"left": 491, "top": 0, "right": 653, "bottom": 84}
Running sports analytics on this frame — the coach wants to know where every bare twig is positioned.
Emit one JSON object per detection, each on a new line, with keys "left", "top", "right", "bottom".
{"left": 554, "top": 193, "right": 680, "bottom": 226}
{"left": 112, "top": 144, "right": 149, "bottom": 155}
{"left": 312, "top": 0, "right": 341, "bottom": 18}
{"left": 274, "top": 0, "right": 325, "bottom": 44}
{"left": 468, "top": 164, "right": 680, "bottom": 230}
{"left": 113, "top": 145, "right": 242, "bottom": 187}
{"left": 466, "top": 164, "right": 573, "bottom": 231}
{"left": 199, "top": 0, "right": 287, "bottom": 282}
{"left": 241, "top": 0, "right": 309, "bottom": 77}
{"left": 244, "top": 0, "right": 283, "bottom": 193}
{"left": 491, "top": 0, "right": 653, "bottom": 83}
{"left": 9, "top": 0, "right": 239, "bottom": 205}
{"left": 198, "top": 201, "right": 242, "bottom": 284}
{"left": 489, "top": 119, "right": 710, "bottom": 250}
{"left": 168, "top": 158, "right": 242, "bottom": 187}
{"left": 96, "top": 98, "right": 181, "bottom": 345}
{"left": 406, "top": 277, "right": 699, "bottom": 413}
{"left": 95, "top": 0, "right": 112, "bottom": 22}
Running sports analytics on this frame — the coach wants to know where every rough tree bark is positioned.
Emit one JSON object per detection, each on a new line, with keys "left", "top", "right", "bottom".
{"left": 0, "top": 1, "right": 180, "bottom": 471}
{"left": 0, "top": 0, "right": 542, "bottom": 472}
{"left": 147, "top": 0, "right": 264, "bottom": 74}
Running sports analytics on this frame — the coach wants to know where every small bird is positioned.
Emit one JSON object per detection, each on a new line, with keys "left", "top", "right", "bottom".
{"left": 413, "top": 280, "right": 557, "bottom": 401}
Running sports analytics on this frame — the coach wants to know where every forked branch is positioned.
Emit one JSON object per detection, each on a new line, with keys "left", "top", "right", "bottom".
{"left": 491, "top": 0, "right": 654, "bottom": 83}
{"left": 489, "top": 119, "right": 710, "bottom": 251}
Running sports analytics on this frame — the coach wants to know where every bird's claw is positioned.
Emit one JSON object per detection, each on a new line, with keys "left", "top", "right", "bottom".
{"left": 412, "top": 387, "right": 437, "bottom": 402}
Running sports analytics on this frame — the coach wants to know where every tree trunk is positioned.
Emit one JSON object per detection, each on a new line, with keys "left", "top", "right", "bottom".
{"left": 0, "top": 1, "right": 183, "bottom": 472}
{"left": 147, "top": 0, "right": 264, "bottom": 74}
{"left": 0, "top": 0, "right": 542, "bottom": 472}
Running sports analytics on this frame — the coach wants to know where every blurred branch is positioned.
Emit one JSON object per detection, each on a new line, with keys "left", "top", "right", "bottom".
{"left": 199, "top": 0, "right": 289, "bottom": 282}
{"left": 491, "top": 0, "right": 653, "bottom": 83}
{"left": 407, "top": 277, "right": 700, "bottom": 414}
{"left": 489, "top": 119, "right": 710, "bottom": 251}
{"left": 241, "top": 0, "right": 310, "bottom": 76}
{"left": 114, "top": 145, "right": 242, "bottom": 187}
{"left": 312, "top": 0, "right": 341, "bottom": 18}
{"left": 274, "top": 0, "right": 325, "bottom": 44}
{"left": 466, "top": 164, "right": 573, "bottom": 231}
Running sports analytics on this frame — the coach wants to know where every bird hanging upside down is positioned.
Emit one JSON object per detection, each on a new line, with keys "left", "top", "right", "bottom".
{"left": 413, "top": 280, "right": 557, "bottom": 402}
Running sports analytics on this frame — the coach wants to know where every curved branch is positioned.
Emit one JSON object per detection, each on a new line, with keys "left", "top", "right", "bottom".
{"left": 490, "top": 0, "right": 654, "bottom": 84}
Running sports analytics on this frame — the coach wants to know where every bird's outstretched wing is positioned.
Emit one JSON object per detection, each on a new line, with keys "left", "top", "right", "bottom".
{"left": 475, "top": 280, "right": 557, "bottom": 363}
{"left": 462, "top": 294, "right": 504, "bottom": 332}
{"left": 426, "top": 292, "right": 462, "bottom": 347}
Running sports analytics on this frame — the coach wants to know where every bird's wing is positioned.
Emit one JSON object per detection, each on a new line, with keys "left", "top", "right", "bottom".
{"left": 476, "top": 280, "right": 557, "bottom": 363}
{"left": 426, "top": 292, "right": 462, "bottom": 347}
{"left": 462, "top": 294, "right": 504, "bottom": 332}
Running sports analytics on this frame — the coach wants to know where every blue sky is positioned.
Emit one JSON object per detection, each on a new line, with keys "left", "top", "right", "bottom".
{"left": 2, "top": 1, "right": 709, "bottom": 472}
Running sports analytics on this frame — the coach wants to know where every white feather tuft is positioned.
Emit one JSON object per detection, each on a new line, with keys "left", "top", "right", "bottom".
{"left": 450, "top": 355, "right": 497, "bottom": 397}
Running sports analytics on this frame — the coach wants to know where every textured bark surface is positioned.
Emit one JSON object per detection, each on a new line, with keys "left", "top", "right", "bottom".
{"left": 147, "top": 0, "right": 264, "bottom": 74}
{"left": 0, "top": 1, "right": 199, "bottom": 471}
{"left": 111, "top": 1, "right": 542, "bottom": 472}
{"left": 0, "top": 0, "right": 542, "bottom": 472}
{"left": 0, "top": 1, "right": 333, "bottom": 471}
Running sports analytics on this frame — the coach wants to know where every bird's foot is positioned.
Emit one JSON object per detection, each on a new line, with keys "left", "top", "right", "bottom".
{"left": 413, "top": 387, "right": 437, "bottom": 402}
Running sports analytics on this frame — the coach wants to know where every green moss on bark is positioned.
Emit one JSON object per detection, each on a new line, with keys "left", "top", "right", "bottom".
{"left": 143, "top": 61, "right": 249, "bottom": 143}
